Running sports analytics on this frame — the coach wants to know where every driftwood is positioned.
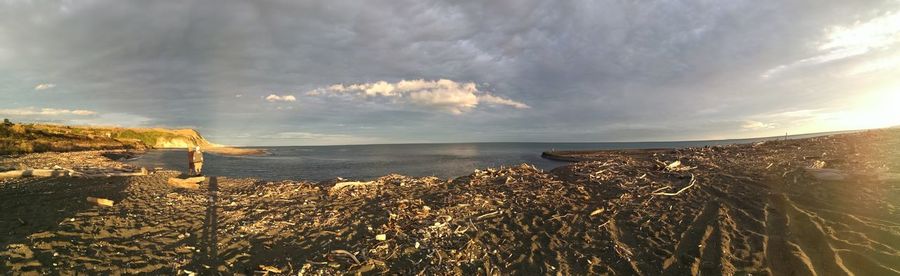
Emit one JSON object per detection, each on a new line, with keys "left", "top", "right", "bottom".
{"left": 83, "top": 170, "right": 148, "bottom": 178}
{"left": 0, "top": 168, "right": 149, "bottom": 179}
{"left": 167, "top": 176, "right": 206, "bottom": 189}
{"left": 331, "top": 181, "right": 376, "bottom": 191}
{"left": 0, "top": 169, "right": 75, "bottom": 179}
{"left": 666, "top": 160, "right": 682, "bottom": 170}
{"left": 652, "top": 174, "right": 697, "bottom": 196}
{"left": 258, "top": 265, "right": 282, "bottom": 273}
{"left": 87, "top": 197, "right": 114, "bottom": 207}
{"left": 329, "top": 249, "right": 361, "bottom": 265}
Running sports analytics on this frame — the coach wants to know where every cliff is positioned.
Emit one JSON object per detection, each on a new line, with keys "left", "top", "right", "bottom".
{"left": 111, "top": 128, "right": 221, "bottom": 149}
{"left": 0, "top": 122, "right": 230, "bottom": 155}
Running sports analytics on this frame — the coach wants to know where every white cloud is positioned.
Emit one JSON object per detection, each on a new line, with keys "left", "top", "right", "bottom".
{"left": 34, "top": 83, "right": 56, "bottom": 90}
{"left": 762, "top": 12, "right": 900, "bottom": 79}
{"left": 819, "top": 12, "right": 900, "bottom": 56}
{"left": 0, "top": 107, "right": 96, "bottom": 116}
{"left": 307, "top": 79, "right": 529, "bottom": 114}
{"left": 265, "top": 94, "right": 296, "bottom": 102}
{"left": 478, "top": 94, "right": 531, "bottom": 109}
{"left": 766, "top": 109, "right": 822, "bottom": 119}
{"left": 741, "top": 120, "right": 776, "bottom": 130}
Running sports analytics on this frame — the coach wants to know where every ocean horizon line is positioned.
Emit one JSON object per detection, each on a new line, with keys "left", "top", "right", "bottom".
{"left": 213, "top": 128, "right": 867, "bottom": 148}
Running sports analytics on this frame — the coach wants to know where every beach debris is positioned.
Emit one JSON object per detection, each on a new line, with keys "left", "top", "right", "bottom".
{"left": 660, "top": 160, "right": 696, "bottom": 172}
{"left": 259, "top": 265, "right": 282, "bottom": 273}
{"left": 167, "top": 176, "right": 205, "bottom": 189}
{"left": 0, "top": 169, "right": 74, "bottom": 179}
{"left": 3, "top": 129, "right": 899, "bottom": 274}
{"left": 86, "top": 197, "right": 114, "bottom": 207}
{"left": 331, "top": 181, "right": 376, "bottom": 191}
{"left": 83, "top": 170, "right": 148, "bottom": 177}
{"left": 666, "top": 160, "right": 682, "bottom": 170}
{"left": 809, "top": 160, "right": 827, "bottom": 169}
{"left": 328, "top": 250, "right": 361, "bottom": 265}
{"left": 476, "top": 210, "right": 502, "bottom": 220}
{"left": 651, "top": 174, "right": 697, "bottom": 196}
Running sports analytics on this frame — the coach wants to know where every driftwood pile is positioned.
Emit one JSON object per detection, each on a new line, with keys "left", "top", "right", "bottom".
{"left": 0, "top": 167, "right": 149, "bottom": 179}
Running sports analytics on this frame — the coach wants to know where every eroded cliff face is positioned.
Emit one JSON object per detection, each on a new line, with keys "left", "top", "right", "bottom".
{"left": 153, "top": 137, "right": 200, "bottom": 148}
{"left": 150, "top": 129, "right": 221, "bottom": 148}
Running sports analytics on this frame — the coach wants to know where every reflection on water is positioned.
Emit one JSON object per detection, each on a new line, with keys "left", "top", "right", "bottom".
{"left": 127, "top": 134, "right": 840, "bottom": 181}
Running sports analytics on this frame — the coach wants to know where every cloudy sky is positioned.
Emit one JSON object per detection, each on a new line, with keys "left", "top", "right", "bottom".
{"left": 1, "top": 0, "right": 899, "bottom": 145}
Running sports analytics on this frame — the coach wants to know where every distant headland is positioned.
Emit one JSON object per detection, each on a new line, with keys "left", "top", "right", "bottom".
{"left": 0, "top": 120, "right": 263, "bottom": 156}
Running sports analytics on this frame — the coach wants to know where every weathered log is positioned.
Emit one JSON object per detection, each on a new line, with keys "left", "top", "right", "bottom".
{"left": 331, "top": 181, "right": 376, "bottom": 191}
{"left": 0, "top": 169, "right": 72, "bottom": 179}
{"left": 167, "top": 176, "right": 206, "bottom": 189}
{"left": 87, "top": 197, "right": 114, "bottom": 207}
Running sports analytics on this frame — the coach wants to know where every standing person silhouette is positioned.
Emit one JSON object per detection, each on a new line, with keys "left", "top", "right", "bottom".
{"left": 192, "top": 146, "right": 204, "bottom": 176}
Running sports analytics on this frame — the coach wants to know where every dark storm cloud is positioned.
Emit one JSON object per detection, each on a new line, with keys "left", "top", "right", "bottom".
{"left": 1, "top": 0, "right": 898, "bottom": 145}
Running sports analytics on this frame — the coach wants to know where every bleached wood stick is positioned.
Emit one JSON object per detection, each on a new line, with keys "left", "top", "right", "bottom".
{"left": 652, "top": 174, "right": 697, "bottom": 196}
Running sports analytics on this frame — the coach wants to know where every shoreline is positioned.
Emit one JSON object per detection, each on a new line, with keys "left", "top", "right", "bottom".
{"left": 1, "top": 129, "right": 898, "bottom": 274}
{"left": 541, "top": 148, "right": 676, "bottom": 162}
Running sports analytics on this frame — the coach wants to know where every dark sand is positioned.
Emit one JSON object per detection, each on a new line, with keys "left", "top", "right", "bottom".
{"left": 1, "top": 129, "right": 898, "bottom": 274}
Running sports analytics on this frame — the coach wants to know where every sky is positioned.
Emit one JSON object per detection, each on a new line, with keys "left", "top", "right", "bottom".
{"left": 1, "top": 0, "right": 899, "bottom": 146}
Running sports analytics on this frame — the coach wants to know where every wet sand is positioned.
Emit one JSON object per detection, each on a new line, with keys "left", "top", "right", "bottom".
{"left": 1, "top": 129, "right": 898, "bottom": 274}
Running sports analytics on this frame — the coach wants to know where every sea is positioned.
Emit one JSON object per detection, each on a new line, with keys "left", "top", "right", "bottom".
{"left": 126, "top": 131, "right": 852, "bottom": 181}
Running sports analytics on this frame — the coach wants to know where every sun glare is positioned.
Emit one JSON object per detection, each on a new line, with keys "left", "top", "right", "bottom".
{"left": 827, "top": 85, "right": 900, "bottom": 130}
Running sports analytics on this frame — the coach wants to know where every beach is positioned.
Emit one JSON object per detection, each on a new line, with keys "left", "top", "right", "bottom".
{"left": 1, "top": 129, "right": 898, "bottom": 274}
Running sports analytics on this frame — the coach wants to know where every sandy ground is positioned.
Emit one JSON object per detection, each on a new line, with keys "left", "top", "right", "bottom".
{"left": 1, "top": 129, "right": 898, "bottom": 274}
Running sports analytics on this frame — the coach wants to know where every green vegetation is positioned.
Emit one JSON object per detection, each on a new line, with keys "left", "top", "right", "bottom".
{"left": 0, "top": 122, "right": 145, "bottom": 155}
{"left": 0, "top": 121, "right": 207, "bottom": 155}
{"left": 112, "top": 130, "right": 180, "bottom": 146}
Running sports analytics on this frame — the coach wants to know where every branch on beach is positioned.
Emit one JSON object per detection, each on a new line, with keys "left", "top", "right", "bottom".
{"left": 86, "top": 197, "right": 114, "bottom": 207}
{"left": 652, "top": 173, "right": 697, "bottom": 196}
{"left": 331, "top": 181, "right": 376, "bottom": 191}
{"left": 655, "top": 160, "right": 696, "bottom": 172}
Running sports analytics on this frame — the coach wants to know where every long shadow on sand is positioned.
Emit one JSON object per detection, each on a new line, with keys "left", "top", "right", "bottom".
{"left": 193, "top": 176, "right": 221, "bottom": 271}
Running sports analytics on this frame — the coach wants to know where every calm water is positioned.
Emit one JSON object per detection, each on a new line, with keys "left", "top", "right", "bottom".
{"left": 126, "top": 132, "right": 847, "bottom": 181}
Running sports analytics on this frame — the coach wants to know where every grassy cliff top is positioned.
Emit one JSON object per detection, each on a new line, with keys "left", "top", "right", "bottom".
{"left": 0, "top": 121, "right": 214, "bottom": 155}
